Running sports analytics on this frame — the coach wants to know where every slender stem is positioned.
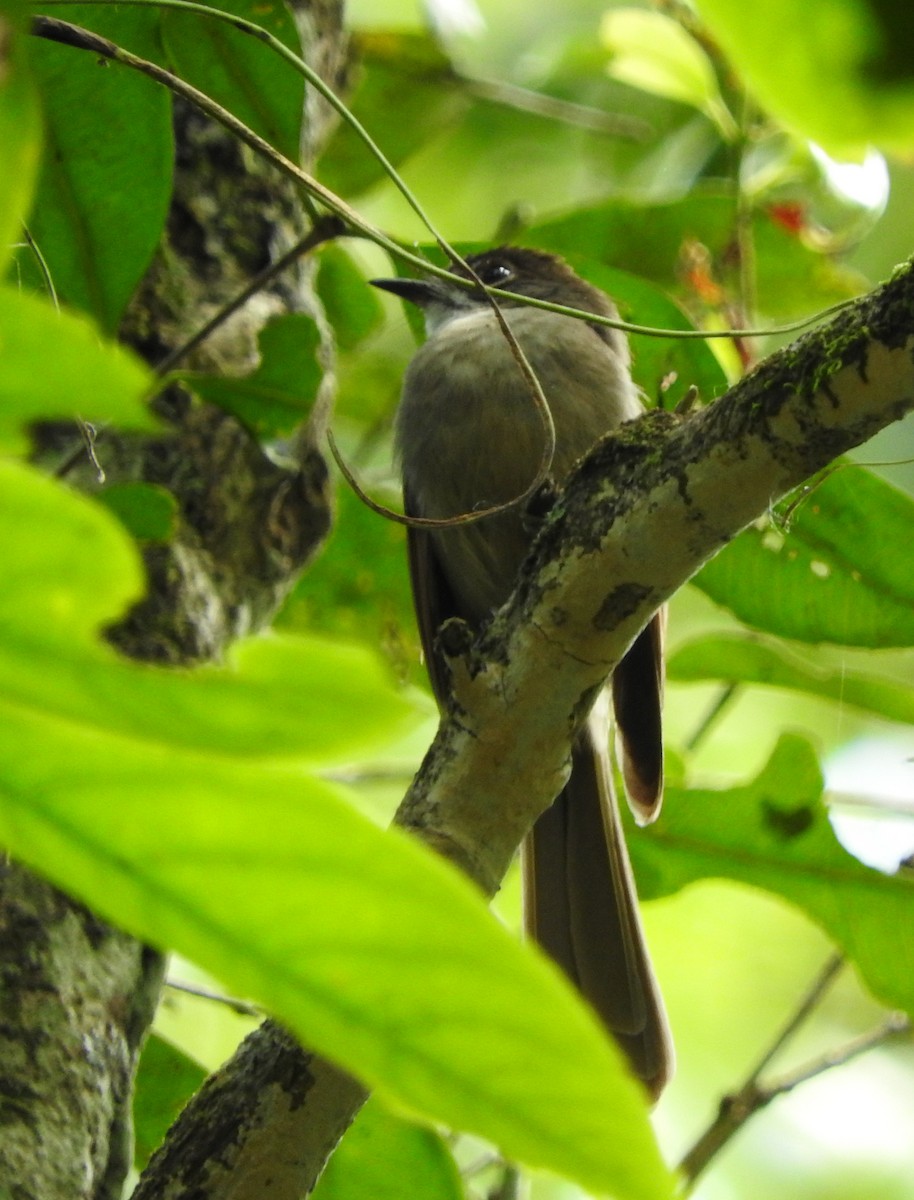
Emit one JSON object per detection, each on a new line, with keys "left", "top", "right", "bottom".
{"left": 166, "top": 977, "right": 261, "bottom": 1016}
{"left": 29, "top": 15, "right": 413, "bottom": 269}
{"left": 30, "top": 16, "right": 558, "bottom": 527}
{"left": 21, "top": 226, "right": 59, "bottom": 309}
{"left": 678, "top": 954, "right": 912, "bottom": 1189}
{"left": 685, "top": 682, "right": 739, "bottom": 751}
{"left": 680, "top": 1010, "right": 910, "bottom": 1188}
{"left": 731, "top": 91, "right": 758, "bottom": 332}
{"left": 746, "top": 953, "right": 844, "bottom": 1080}
{"left": 766, "top": 1011, "right": 910, "bottom": 1094}
{"left": 40, "top": 0, "right": 461, "bottom": 264}
{"left": 464, "top": 74, "right": 650, "bottom": 140}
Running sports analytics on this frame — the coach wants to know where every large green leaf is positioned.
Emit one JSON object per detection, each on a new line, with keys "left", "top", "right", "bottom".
{"left": 0, "top": 462, "right": 674, "bottom": 1200}
{"left": 669, "top": 633, "right": 914, "bottom": 725}
{"left": 161, "top": 0, "right": 304, "bottom": 162}
{"left": 0, "top": 2, "right": 41, "bottom": 274}
{"left": 312, "top": 1099, "right": 462, "bottom": 1200}
{"left": 278, "top": 483, "right": 416, "bottom": 655}
{"left": 20, "top": 6, "right": 173, "bottom": 331}
{"left": 0, "top": 285, "right": 154, "bottom": 453}
{"left": 695, "top": 0, "right": 914, "bottom": 157}
{"left": 694, "top": 466, "right": 914, "bottom": 647}
{"left": 635, "top": 734, "right": 914, "bottom": 1013}
{"left": 0, "top": 462, "right": 414, "bottom": 761}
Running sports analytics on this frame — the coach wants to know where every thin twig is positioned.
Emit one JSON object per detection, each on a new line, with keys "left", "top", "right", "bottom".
{"left": 465, "top": 74, "right": 651, "bottom": 140}
{"left": 165, "top": 977, "right": 261, "bottom": 1017}
{"left": 765, "top": 1011, "right": 911, "bottom": 1094}
{"left": 21, "top": 226, "right": 59, "bottom": 309}
{"left": 747, "top": 952, "right": 845, "bottom": 1080}
{"left": 678, "top": 954, "right": 911, "bottom": 1188}
{"left": 684, "top": 682, "right": 739, "bottom": 751}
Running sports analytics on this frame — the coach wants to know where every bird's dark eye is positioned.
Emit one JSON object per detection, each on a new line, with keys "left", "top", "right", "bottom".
{"left": 478, "top": 261, "right": 513, "bottom": 286}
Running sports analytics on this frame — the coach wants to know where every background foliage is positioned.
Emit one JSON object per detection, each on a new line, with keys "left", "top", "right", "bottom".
{"left": 2, "top": 0, "right": 914, "bottom": 1196}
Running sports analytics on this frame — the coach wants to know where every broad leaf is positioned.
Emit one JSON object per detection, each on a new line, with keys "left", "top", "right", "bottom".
{"left": 602, "top": 8, "right": 737, "bottom": 139}
{"left": 181, "top": 313, "right": 323, "bottom": 439}
{"left": 669, "top": 633, "right": 914, "bottom": 726}
{"left": 0, "top": 286, "right": 154, "bottom": 454}
{"left": 0, "top": 463, "right": 413, "bottom": 760}
{"left": 635, "top": 734, "right": 914, "bottom": 1013}
{"left": 694, "top": 0, "right": 914, "bottom": 157}
{"left": 161, "top": 0, "right": 305, "bottom": 161}
{"left": 97, "top": 482, "right": 179, "bottom": 543}
{"left": 317, "top": 31, "right": 467, "bottom": 197}
{"left": 134, "top": 1035, "right": 207, "bottom": 1169}
{"left": 694, "top": 466, "right": 914, "bottom": 647}
{"left": 529, "top": 195, "right": 865, "bottom": 320}
{"left": 21, "top": 6, "right": 173, "bottom": 330}
{"left": 0, "top": 463, "right": 674, "bottom": 1200}
{"left": 318, "top": 243, "right": 385, "bottom": 351}
{"left": 312, "top": 1099, "right": 462, "bottom": 1200}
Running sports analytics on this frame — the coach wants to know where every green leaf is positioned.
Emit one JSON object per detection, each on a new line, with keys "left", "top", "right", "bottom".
{"left": 97, "top": 482, "right": 178, "bottom": 543}
{"left": 635, "top": 734, "right": 914, "bottom": 1013}
{"left": 19, "top": 6, "right": 173, "bottom": 331}
{"left": 601, "top": 8, "right": 737, "bottom": 139}
{"left": 0, "top": 7, "right": 41, "bottom": 274}
{"left": 161, "top": 0, "right": 304, "bottom": 161}
{"left": 181, "top": 313, "right": 323, "bottom": 438}
{"left": 694, "top": 467, "right": 914, "bottom": 647}
{"left": 0, "top": 286, "right": 154, "bottom": 454}
{"left": 0, "top": 463, "right": 414, "bottom": 762}
{"left": 134, "top": 1035, "right": 207, "bottom": 1169}
{"left": 669, "top": 633, "right": 914, "bottom": 725}
{"left": 0, "top": 461, "right": 674, "bottom": 1200}
{"left": 317, "top": 244, "right": 384, "bottom": 351}
{"left": 694, "top": 0, "right": 914, "bottom": 156}
{"left": 312, "top": 1099, "right": 462, "bottom": 1200}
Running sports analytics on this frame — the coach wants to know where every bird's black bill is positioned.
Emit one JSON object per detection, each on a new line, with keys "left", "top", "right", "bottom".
{"left": 369, "top": 277, "right": 440, "bottom": 306}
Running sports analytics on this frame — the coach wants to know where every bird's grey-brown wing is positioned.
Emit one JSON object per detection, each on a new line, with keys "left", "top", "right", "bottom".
{"left": 403, "top": 485, "right": 458, "bottom": 707}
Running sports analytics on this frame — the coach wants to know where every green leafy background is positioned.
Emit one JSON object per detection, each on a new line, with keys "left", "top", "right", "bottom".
{"left": 5, "top": 0, "right": 914, "bottom": 1197}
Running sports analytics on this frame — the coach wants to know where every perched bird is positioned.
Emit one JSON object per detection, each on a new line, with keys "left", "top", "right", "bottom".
{"left": 373, "top": 247, "right": 672, "bottom": 1096}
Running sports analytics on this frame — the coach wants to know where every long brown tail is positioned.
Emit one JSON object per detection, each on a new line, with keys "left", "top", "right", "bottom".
{"left": 522, "top": 713, "right": 673, "bottom": 1098}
